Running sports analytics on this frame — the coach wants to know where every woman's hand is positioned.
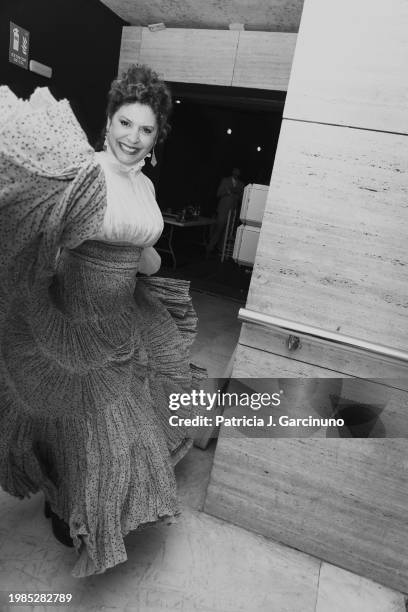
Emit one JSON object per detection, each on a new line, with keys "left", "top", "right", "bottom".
{"left": 139, "top": 246, "right": 161, "bottom": 275}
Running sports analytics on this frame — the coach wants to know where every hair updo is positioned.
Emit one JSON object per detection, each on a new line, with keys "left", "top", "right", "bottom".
{"left": 106, "top": 64, "right": 172, "bottom": 143}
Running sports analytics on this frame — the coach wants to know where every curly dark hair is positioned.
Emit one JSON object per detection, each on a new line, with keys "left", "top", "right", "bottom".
{"left": 106, "top": 64, "right": 172, "bottom": 144}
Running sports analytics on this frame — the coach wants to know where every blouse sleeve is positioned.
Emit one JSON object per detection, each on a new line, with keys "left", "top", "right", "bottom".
{"left": 0, "top": 86, "right": 106, "bottom": 305}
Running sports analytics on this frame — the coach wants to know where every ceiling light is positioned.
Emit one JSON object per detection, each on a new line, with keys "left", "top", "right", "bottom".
{"left": 257, "top": 146, "right": 262, "bottom": 152}
{"left": 227, "top": 128, "right": 232, "bottom": 134}
{"left": 148, "top": 22, "right": 166, "bottom": 31}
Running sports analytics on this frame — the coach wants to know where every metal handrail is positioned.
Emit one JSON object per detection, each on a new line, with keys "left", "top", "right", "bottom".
{"left": 238, "top": 307, "right": 408, "bottom": 363}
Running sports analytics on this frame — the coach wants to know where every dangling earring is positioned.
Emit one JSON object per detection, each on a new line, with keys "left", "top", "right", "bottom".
{"left": 151, "top": 148, "right": 157, "bottom": 167}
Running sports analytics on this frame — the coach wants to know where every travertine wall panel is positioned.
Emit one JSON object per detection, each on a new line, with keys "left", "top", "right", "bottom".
{"left": 238, "top": 323, "right": 408, "bottom": 388}
{"left": 247, "top": 120, "right": 408, "bottom": 352}
{"left": 204, "top": 438, "right": 408, "bottom": 593}
{"left": 284, "top": 0, "right": 408, "bottom": 133}
{"left": 118, "top": 26, "right": 142, "bottom": 74}
{"left": 139, "top": 28, "right": 239, "bottom": 85}
{"left": 205, "top": 0, "right": 408, "bottom": 593}
{"left": 232, "top": 32, "right": 297, "bottom": 90}
{"left": 118, "top": 27, "right": 296, "bottom": 90}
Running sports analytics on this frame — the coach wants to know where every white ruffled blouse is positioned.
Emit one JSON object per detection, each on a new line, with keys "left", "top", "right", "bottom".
{"left": 93, "top": 146, "right": 164, "bottom": 274}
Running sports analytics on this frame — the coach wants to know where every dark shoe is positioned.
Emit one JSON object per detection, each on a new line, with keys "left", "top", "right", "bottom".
{"left": 51, "top": 513, "right": 74, "bottom": 547}
{"left": 45, "top": 500, "right": 73, "bottom": 547}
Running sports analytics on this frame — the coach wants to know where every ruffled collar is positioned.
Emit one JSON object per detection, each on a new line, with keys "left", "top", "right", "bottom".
{"left": 102, "top": 142, "right": 146, "bottom": 176}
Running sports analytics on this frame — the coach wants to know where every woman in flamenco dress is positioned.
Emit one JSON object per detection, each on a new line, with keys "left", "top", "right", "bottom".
{"left": 0, "top": 64, "right": 205, "bottom": 577}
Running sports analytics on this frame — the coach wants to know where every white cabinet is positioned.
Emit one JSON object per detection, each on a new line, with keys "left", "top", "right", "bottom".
{"left": 233, "top": 225, "right": 260, "bottom": 267}
{"left": 240, "top": 183, "right": 269, "bottom": 226}
{"left": 233, "top": 183, "right": 268, "bottom": 266}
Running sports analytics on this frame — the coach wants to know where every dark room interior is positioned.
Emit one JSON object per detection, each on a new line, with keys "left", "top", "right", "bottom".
{"left": 146, "top": 84, "right": 285, "bottom": 300}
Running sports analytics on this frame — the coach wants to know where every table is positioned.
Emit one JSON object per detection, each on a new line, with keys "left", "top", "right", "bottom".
{"left": 157, "top": 215, "right": 216, "bottom": 269}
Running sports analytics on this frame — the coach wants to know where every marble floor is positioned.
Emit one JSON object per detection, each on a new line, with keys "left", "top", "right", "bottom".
{"left": 0, "top": 444, "right": 405, "bottom": 612}
{"left": 190, "top": 290, "right": 242, "bottom": 378}
{"left": 0, "top": 292, "right": 406, "bottom": 611}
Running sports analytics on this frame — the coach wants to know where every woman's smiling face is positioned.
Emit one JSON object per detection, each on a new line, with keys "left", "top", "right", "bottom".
{"left": 106, "top": 102, "right": 158, "bottom": 165}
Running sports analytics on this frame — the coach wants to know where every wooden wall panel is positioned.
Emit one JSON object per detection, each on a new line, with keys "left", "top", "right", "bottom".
{"left": 283, "top": 0, "right": 408, "bottom": 133}
{"left": 138, "top": 28, "right": 239, "bottom": 85}
{"left": 204, "top": 438, "right": 408, "bottom": 593}
{"left": 247, "top": 120, "right": 408, "bottom": 352}
{"left": 118, "top": 26, "right": 142, "bottom": 74}
{"left": 232, "top": 32, "right": 297, "bottom": 91}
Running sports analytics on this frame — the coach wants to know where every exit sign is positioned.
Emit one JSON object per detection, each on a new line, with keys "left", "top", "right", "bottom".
{"left": 9, "top": 22, "right": 30, "bottom": 69}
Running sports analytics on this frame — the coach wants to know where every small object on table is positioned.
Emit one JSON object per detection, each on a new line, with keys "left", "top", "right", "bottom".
{"left": 158, "top": 215, "right": 216, "bottom": 269}
{"left": 178, "top": 208, "right": 186, "bottom": 222}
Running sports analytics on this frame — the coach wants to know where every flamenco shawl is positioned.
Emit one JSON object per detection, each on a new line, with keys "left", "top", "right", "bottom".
{"left": 0, "top": 87, "right": 205, "bottom": 577}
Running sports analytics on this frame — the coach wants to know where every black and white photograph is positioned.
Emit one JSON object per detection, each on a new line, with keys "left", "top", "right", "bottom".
{"left": 1, "top": 0, "right": 408, "bottom": 611}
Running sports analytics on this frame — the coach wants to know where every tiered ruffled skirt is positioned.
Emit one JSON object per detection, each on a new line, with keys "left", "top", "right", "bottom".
{"left": 1, "top": 236, "right": 204, "bottom": 578}
{"left": 0, "top": 85, "right": 206, "bottom": 576}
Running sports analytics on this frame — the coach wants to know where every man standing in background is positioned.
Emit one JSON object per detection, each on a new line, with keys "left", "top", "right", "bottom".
{"left": 207, "top": 167, "right": 244, "bottom": 257}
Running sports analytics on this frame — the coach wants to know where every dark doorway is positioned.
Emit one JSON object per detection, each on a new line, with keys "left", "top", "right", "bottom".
{"left": 145, "top": 83, "right": 285, "bottom": 301}
{"left": 147, "top": 83, "right": 284, "bottom": 216}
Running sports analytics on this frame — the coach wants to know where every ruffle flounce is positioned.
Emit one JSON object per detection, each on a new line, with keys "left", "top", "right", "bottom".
{"left": 0, "top": 88, "right": 206, "bottom": 577}
{"left": 0, "top": 86, "right": 106, "bottom": 304}
{"left": 0, "top": 267, "right": 204, "bottom": 577}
